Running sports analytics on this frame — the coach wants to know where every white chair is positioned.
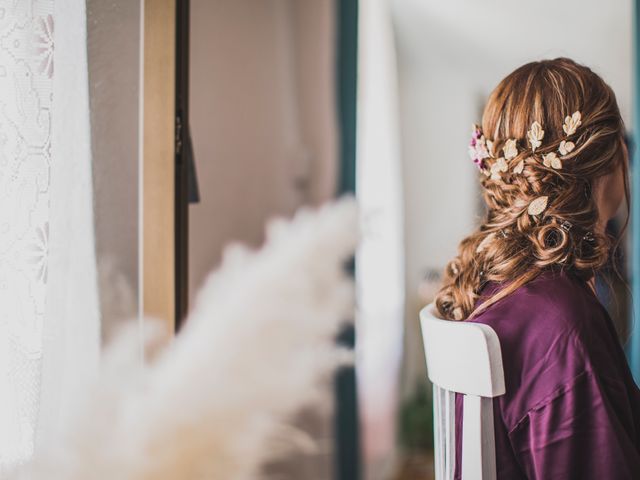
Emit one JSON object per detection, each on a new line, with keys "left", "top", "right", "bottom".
{"left": 419, "top": 303, "right": 505, "bottom": 480}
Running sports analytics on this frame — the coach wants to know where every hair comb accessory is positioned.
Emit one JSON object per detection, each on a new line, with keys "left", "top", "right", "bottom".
{"left": 469, "top": 111, "right": 583, "bottom": 178}
{"left": 469, "top": 124, "right": 490, "bottom": 170}
{"left": 543, "top": 152, "right": 562, "bottom": 170}
{"left": 582, "top": 231, "right": 595, "bottom": 242}
{"left": 527, "top": 121, "right": 544, "bottom": 152}
{"left": 527, "top": 196, "right": 548, "bottom": 216}
{"left": 563, "top": 111, "right": 582, "bottom": 136}
{"left": 559, "top": 140, "right": 575, "bottom": 156}
{"left": 503, "top": 139, "right": 518, "bottom": 160}
{"left": 490, "top": 157, "right": 508, "bottom": 180}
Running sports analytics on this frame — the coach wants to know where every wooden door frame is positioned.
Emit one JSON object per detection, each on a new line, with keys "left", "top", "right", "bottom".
{"left": 141, "top": 0, "right": 189, "bottom": 334}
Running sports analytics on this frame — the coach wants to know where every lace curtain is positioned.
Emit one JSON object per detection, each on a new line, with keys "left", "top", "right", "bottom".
{"left": 0, "top": 0, "right": 100, "bottom": 472}
{"left": 0, "top": 0, "right": 54, "bottom": 468}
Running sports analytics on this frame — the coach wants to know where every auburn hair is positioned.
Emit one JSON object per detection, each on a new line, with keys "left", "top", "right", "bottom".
{"left": 435, "top": 57, "right": 629, "bottom": 321}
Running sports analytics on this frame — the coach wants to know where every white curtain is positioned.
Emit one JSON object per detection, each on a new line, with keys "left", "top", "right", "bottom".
{"left": 36, "top": 0, "right": 100, "bottom": 449}
{"left": 0, "top": 0, "right": 100, "bottom": 472}
{"left": 0, "top": 0, "right": 55, "bottom": 470}
{"left": 356, "top": 0, "right": 405, "bottom": 478}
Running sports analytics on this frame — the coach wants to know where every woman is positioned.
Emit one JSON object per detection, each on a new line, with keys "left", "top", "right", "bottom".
{"left": 435, "top": 58, "right": 640, "bottom": 479}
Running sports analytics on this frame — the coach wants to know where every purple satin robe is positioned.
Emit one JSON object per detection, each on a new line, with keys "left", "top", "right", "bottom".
{"left": 453, "top": 270, "right": 640, "bottom": 479}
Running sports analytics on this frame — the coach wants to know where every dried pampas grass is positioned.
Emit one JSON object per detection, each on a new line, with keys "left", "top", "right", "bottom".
{"left": 15, "top": 197, "right": 359, "bottom": 480}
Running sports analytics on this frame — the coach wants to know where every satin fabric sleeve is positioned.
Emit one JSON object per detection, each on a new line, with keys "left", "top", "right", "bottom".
{"left": 508, "top": 370, "right": 640, "bottom": 479}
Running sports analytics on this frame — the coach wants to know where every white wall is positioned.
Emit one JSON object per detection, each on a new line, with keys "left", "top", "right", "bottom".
{"left": 392, "top": 0, "right": 632, "bottom": 392}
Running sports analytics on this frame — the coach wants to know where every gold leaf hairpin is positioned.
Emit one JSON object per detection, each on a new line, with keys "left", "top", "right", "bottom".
{"left": 490, "top": 157, "right": 508, "bottom": 180}
{"left": 527, "top": 121, "right": 544, "bottom": 152}
{"left": 543, "top": 152, "right": 562, "bottom": 170}
{"left": 503, "top": 139, "right": 518, "bottom": 160}
{"left": 528, "top": 196, "right": 549, "bottom": 216}
{"left": 562, "top": 111, "right": 582, "bottom": 136}
{"left": 559, "top": 140, "right": 575, "bottom": 156}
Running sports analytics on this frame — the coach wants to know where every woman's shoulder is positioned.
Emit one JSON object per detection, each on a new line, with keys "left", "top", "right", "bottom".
{"left": 472, "top": 269, "right": 601, "bottom": 339}
{"left": 470, "top": 269, "right": 616, "bottom": 428}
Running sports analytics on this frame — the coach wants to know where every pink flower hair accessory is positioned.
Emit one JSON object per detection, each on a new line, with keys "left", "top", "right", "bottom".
{"left": 468, "top": 124, "right": 491, "bottom": 170}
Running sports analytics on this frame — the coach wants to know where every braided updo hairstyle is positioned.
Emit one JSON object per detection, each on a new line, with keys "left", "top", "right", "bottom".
{"left": 435, "top": 58, "right": 629, "bottom": 321}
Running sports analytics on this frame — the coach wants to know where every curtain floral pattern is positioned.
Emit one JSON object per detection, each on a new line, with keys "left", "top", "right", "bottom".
{"left": 0, "top": 0, "right": 54, "bottom": 469}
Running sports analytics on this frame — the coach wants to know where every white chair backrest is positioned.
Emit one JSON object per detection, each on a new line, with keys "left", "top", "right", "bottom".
{"left": 419, "top": 304, "right": 505, "bottom": 480}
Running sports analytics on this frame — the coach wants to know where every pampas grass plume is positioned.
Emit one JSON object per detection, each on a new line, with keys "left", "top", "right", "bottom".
{"left": 14, "top": 197, "right": 359, "bottom": 480}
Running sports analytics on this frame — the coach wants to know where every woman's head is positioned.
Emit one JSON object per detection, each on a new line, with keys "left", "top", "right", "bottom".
{"left": 435, "top": 57, "right": 628, "bottom": 321}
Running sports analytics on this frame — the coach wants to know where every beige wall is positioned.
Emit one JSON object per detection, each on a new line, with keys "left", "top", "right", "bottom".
{"left": 189, "top": 0, "right": 337, "bottom": 302}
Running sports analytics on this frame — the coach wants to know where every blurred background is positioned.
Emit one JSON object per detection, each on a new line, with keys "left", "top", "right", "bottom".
{"left": 86, "top": 0, "right": 634, "bottom": 479}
